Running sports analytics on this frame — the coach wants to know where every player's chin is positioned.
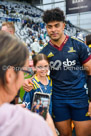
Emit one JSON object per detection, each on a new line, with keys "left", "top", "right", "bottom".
{"left": 51, "top": 36, "right": 60, "bottom": 41}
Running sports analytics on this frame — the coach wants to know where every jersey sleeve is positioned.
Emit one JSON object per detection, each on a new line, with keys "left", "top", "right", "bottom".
{"left": 23, "top": 90, "right": 34, "bottom": 110}
{"left": 78, "top": 42, "right": 91, "bottom": 64}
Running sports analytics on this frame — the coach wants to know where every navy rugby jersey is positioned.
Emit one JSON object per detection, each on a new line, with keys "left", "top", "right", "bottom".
{"left": 40, "top": 35, "right": 91, "bottom": 103}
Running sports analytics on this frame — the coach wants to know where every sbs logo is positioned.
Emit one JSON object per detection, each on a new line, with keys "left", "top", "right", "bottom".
{"left": 63, "top": 59, "right": 76, "bottom": 67}
{"left": 50, "top": 59, "right": 76, "bottom": 70}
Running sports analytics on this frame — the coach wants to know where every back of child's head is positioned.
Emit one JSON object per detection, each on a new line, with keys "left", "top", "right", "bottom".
{"left": 33, "top": 53, "right": 49, "bottom": 67}
{"left": 42, "top": 8, "right": 65, "bottom": 24}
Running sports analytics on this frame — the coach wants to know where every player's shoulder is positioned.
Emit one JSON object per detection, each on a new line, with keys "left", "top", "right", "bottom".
{"left": 71, "top": 36, "right": 84, "bottom": 44}
{"left": 44, "top": 42, "right": 49, "bottom": 47}
{"left": 70, "top": 36, "right": 89, "bottom": 53}
{"left": 40, "top": 42, "right": 50, "bottom": 54}
{"left": 40, "top": 43, "right": 48, "bottom": 51}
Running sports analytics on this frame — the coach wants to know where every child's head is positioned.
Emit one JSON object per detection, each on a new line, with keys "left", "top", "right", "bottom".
{"left": 33, "top": 54, "right": 49, "bottom": 77}
{"left": 33, "top": 53, "right": 49, "bottom": 66}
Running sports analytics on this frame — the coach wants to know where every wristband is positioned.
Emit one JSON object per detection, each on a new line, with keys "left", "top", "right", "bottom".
{"left": 87, "top": 75, "right": 91, "bottom": 101}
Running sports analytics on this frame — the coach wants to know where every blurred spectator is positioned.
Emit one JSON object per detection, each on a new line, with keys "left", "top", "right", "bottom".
{"left": 31, "top": 38, "right": 40, "bottom": 53}
{"left": 85, "top": 34, "right": 91, "bottom": 52}
{"left": 39, "top": 40, "right": 44, "bottom": 51}
{"left": 77, "top": 32, "right": 85, "bottom": 43}
{"left": 1, "top": 22, "right": 15, "bottom": 35}
{"left": 1, "top": 22, "right": 19, "bottom": 104}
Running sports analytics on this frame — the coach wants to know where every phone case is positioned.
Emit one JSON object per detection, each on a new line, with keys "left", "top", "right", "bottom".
{"left": 31, "top": 92, "right": 50, "bottom": 119}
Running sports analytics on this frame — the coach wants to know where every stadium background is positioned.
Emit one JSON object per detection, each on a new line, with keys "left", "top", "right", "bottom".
{"left": 37, "top": 0, "right": 91, "bottom": 32}
{"left": 0, "top": 0, "right": 91, "bottom": 100}
{"left": 0, "top": 1, "right": 91, "bottom": 135}
{"left": 0, "top": 0, "right": 91, "bottom": 44}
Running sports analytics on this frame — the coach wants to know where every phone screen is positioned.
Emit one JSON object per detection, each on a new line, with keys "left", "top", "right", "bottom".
{"left": 31, "top": 92, "right": 50, "bottom": 119}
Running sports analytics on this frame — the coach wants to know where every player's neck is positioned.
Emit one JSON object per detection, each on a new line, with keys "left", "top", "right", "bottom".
{"left": 51, "top": 34, "right": 66, "bottom": 47}
{"left": 36, "top": 75, "right": 48, "bottom": 85}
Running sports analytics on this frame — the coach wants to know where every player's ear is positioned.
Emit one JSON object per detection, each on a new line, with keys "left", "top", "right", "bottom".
{"left": 62, "top": 22, "right": 65, "bottom": 31}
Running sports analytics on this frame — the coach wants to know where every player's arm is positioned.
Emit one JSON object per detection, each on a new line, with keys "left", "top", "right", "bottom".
{"left": 83, "top": 59, "right": 91, "bottom": 99}
{"left": 83, "top": 59, "right": 91, "bottom": 116}
{"left": 23, "top": 78, "right": 34, "bottom": 92}
{"left": 78, "top": 41, "right": 91, "bottom": 100}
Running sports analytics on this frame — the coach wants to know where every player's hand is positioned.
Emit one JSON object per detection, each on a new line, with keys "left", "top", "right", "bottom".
{"left": 88, "top": 102, "right": 91, "bottom": 117}
{"left": 46, "top": 113, "right": 57, "bottom": 136}
{"left": 23, "top": 78, "right": 34, "bottom": 92}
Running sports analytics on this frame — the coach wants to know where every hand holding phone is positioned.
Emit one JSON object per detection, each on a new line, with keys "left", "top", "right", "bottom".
{"left": 31, "top": 92, "right": 50, "bottom": 119}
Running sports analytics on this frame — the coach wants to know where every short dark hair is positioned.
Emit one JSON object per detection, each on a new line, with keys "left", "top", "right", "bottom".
{"left": 86, "top": 34, "right": 91, "bottom": 46}
{"left": 42, "top": 8, "right": 65, "bottom": 24}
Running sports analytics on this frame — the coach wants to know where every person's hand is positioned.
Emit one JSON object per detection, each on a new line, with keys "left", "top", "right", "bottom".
{"left": 88, "top": 102, "right": 91, "bottom": 117}
{"left": 23, "top": 78, "right": 34, "bottom": 92}
{"left": 17, "top": 104, "right": 29, "bottom": 111}
{"left": 46, "top": 113, "right": 57, "bottom": 136}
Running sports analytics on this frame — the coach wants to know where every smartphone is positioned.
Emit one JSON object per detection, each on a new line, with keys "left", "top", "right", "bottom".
{"left": 31, "top": 92, "right": 50, "bottom": 119}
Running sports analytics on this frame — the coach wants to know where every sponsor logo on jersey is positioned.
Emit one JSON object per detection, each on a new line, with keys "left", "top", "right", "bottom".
{"left": 48, "top": 52, "right": 54, "bottom": 57}
{"left": 50, "top": 60, "right": 62, "bottom": 70}
{"left": 68, "top": 47, "right": 76, "bottom": 53}
{"left": 63, "top": 59, "right": 76, "bottom": 67}
{"left": 50, "top": 59, "right": 76, "bottom": 70}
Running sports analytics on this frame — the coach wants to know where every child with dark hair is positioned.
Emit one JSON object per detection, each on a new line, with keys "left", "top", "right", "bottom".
{"left": 23, "top": 53, "right": 52, "bottom": 115}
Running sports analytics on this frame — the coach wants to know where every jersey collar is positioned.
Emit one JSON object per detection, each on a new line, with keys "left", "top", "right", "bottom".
{"left": 49, "top": 35, "right": 69, "bottom": 51}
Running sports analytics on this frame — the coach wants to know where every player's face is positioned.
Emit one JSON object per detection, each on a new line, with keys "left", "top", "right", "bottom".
{"left": 46, "top": 21, "right": 65, "bottom": 41}
{"left": 35, "top": 60, "right": 49, "bottom": 77}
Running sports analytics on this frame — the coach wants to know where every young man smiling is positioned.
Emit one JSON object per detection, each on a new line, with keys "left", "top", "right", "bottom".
{"left": 23, "top": 8, "right": 91, "bottom": 136}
